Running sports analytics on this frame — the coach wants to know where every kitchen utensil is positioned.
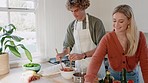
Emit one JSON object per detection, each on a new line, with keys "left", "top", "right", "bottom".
{"left": 55, "top": 48, "right": 64, "bottom": 70}
{"left": 73, "top": 72, "right": 86, "bottom": 83}
{"left": 67, "top": 47, "right": 72, "bottom": 69}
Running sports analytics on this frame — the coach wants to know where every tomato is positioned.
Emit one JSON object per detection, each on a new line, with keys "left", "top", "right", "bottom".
{"left": 61, "top": 68, "right": 73, "bottom": 72}
{"left": 127, "top": 80, "right": 134, "bottom": 83}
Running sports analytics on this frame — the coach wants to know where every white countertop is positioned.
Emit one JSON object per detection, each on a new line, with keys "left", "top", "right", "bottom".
{"left": 0, "top": 62, "right": 74, "bottom": 83}
{"left": 0, "top": 62, "right": 145, "bottom": 83}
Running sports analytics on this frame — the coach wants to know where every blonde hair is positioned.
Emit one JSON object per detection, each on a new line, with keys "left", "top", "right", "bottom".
{"left": 113, "top": 4, "right": 139, "bottom": 56}
{"left": 66, "top": 0, "right": 90, "bottom": 11}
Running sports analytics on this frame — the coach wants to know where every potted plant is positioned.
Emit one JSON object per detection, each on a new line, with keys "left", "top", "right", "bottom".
{"left": 0, "top": 24, "right": 32, "bottom": 75}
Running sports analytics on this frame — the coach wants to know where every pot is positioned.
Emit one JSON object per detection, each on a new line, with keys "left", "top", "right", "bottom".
{"left": 73, "top": 72, "right": 86, "bottom": 83}
{"left": 0, "top": 53, "right": 9, "bottom": 75}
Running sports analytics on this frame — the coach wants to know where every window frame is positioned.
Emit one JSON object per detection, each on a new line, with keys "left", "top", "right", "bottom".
{"left": 0, "top": 0, "right": 37, "bottom": 24}
{"left": 0, "top": 0, "right": 40, "bottom": 66}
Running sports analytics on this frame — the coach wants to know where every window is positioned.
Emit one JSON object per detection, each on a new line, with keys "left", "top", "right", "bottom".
{"left": 0, "top": 0, "right": 39, "bottom": 63}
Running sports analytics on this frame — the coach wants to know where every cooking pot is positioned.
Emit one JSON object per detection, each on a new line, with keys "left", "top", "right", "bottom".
{"left": 73, "top": 72, "right": 86, "bottom": 83}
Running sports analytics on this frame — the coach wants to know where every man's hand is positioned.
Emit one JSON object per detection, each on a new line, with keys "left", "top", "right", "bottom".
{"left": 56, "top": 53, "right": 65, "bottom": 61}
{"left": 68, "top": 53, "right": 84, "bottom": 61}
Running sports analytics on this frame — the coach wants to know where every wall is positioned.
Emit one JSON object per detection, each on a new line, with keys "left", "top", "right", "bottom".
{"left": 36, "top": 0, "right": 73, "bottom": 58}
{"left": 36, "top": 0, "right": 102, "bottom": 58}
{"left": 97, "top": 0, "right": 148, "bottom": 32}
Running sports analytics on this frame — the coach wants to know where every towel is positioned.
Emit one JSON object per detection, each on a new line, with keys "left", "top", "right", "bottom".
{"left": 21, "top": 70, "right": 37, "bottom": 83}
{"left": 38, "top": 63, "right": 66, "bottom": 76}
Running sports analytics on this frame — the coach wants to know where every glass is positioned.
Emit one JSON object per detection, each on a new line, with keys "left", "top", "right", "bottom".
{"left": 0, "top": 0, "right": 7, "bottom": 7}
{"left": 74, "top": 62, "right": 86, "bottom": 73}
{"left": 73, "top": 72, "right": 85, "bottom": 83}
{"left": 73, "top": 61, "right": 86, "bottom": 83}
{"left": 9, "top": 0, "right": 35, "bottom": 9}
{"left": 0, "top": 12, "right": 8, "bottom": 26}
{"left": 9, "top": 12, "right": 37, "bottom": 60}
{"left": 10, "top": 12, "right": 36, "bottom": 31}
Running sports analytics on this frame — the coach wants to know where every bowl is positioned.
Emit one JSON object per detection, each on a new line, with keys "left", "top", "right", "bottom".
{"left": 22, "top": 63, "right": 41, "bottom": 73}
{"left": 60, "top": 67, "right": 75, "bottom": 79}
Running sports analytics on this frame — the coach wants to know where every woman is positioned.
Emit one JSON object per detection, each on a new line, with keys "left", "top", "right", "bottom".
{"left": 84, "top": 4, "right": 148, "bottom": 83}
{"left": 56, "top": 0, "right": 106, "bottom": 79}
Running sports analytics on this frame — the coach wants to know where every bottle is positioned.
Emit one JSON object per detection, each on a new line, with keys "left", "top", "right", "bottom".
{"left": 103, "top": 71, "right": 113, "bottom": 83}
{"left": 121, "top": 68, "right": 127, "bottom": 83}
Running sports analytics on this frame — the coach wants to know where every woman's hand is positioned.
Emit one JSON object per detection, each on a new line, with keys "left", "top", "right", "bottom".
{"left": 28, "top": 74, "right": 41, "bottom": 83}
{"left": 68, "top": 53, "right": 84, "bottom": 61}
{"left": 84, "top": 76, "right": 98, "bottom": 83}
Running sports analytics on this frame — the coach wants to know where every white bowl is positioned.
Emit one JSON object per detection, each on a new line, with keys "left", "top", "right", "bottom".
{"left": 60, "top": 67, "right": 75, "bottom": 79}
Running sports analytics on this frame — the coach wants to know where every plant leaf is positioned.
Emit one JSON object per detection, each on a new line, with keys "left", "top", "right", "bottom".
{"left": 3, "top": 26, "right": 7, "bottom": 33}
{"left": 0, "top": 27, "right": 2, "bottom": 31}
{"left": 17, "top": 44, "right": 32, "bottom": 62}
{"left": 8, "top": 24, "right": 16, "bottom": 30}
{"left": 11, "top": 35, "right": 24, "bottom": 42}
{"left": 6, "top": 28, "right": 13, "bottom": 35}
{"left": 1, "top": 35, "right": 11, "bottom": 46}
{"left": 10, "top": 40, "right": 15, "bottom": 46}
{"left": 0, "top": 48, "right": 2, "bottom": 54}
{"left": 1, "top": 36, "right": 6, "bottom": 46}
{"left": 2, "top": 24, "right": 16, "bottom": 35}
{"left": 6, "top": 45, "right": 21, "bottom": 58}
{"left": 24, "top": 49, "right": 32, "bottom": 62}
{"left": 4, "top": 40, "right": 14, "bottom": 46}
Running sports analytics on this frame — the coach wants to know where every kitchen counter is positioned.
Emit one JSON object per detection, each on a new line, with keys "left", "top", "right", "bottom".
{"left": 0, "top": 62, "right": 144, "bottom": 83}
{"left": 0, "top": 62, "right": 73, "bottom": 83}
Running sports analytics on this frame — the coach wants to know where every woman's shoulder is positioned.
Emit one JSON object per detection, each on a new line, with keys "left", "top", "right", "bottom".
{"left": 105, "top": 31, "right": 115, "bottom": 37}
{"left": 139, "top": 31, "right": 146, "bottom": 38}
{"left": 139, "top": 31, "right": 144, "bottom": 35}
{"left": 101, "top": 31, "right": 115, "bottom": 40}
{"left": 98, "top": 31, "right": 115, "bottom": 45}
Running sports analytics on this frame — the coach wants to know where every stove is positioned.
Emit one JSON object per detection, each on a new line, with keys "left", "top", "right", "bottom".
{"left": 48, "top": 56, "right": 75, "bottom": 67}
{"left": 49, "top": 56, "right": 108, "bottom": 71}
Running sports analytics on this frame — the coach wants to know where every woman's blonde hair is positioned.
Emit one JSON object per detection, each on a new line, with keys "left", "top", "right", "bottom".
{"left": 113, "top": 4, "right": 139, "bottom": 56}
{"left": 66, "top": 0, "right": 90, "bottom": 11}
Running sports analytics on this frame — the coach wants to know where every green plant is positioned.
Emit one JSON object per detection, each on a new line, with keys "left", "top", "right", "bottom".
{"left": 0, "top": 24, "right": 32, "bottom": 62}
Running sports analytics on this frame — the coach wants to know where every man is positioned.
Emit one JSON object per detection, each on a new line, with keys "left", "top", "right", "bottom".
{"left": 56, "top": 0, "right": 106, "bottom": 79}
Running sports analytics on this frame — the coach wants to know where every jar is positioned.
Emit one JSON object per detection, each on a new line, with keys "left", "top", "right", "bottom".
{"left": 73, "top": 72, "right": 86, "bottom": 83}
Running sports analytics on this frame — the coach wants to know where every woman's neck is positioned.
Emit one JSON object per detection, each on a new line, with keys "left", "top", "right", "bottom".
{"left": 115, "top": 31, "right": 126, "bottom": 38}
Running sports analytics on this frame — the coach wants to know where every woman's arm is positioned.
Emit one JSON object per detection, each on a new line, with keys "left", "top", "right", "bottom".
{"left": 85, "top": 35, "right": 107, "bottom": 82}
{"left": 139, "top": 32, "right": 148, "bottom": 82}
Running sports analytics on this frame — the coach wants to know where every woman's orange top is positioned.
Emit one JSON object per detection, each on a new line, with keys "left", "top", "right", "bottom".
{"left": 85, "top": 31, "right": 148, "bottom": 83}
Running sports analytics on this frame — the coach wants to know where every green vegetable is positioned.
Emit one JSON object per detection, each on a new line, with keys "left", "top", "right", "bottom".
{"left": 24, "top": 63, "right": 40, "bottom": 67}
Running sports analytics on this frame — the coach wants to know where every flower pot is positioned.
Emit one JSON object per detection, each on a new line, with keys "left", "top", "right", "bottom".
{"left": 0, "top": 53, "right": 10, "bottom": 75}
